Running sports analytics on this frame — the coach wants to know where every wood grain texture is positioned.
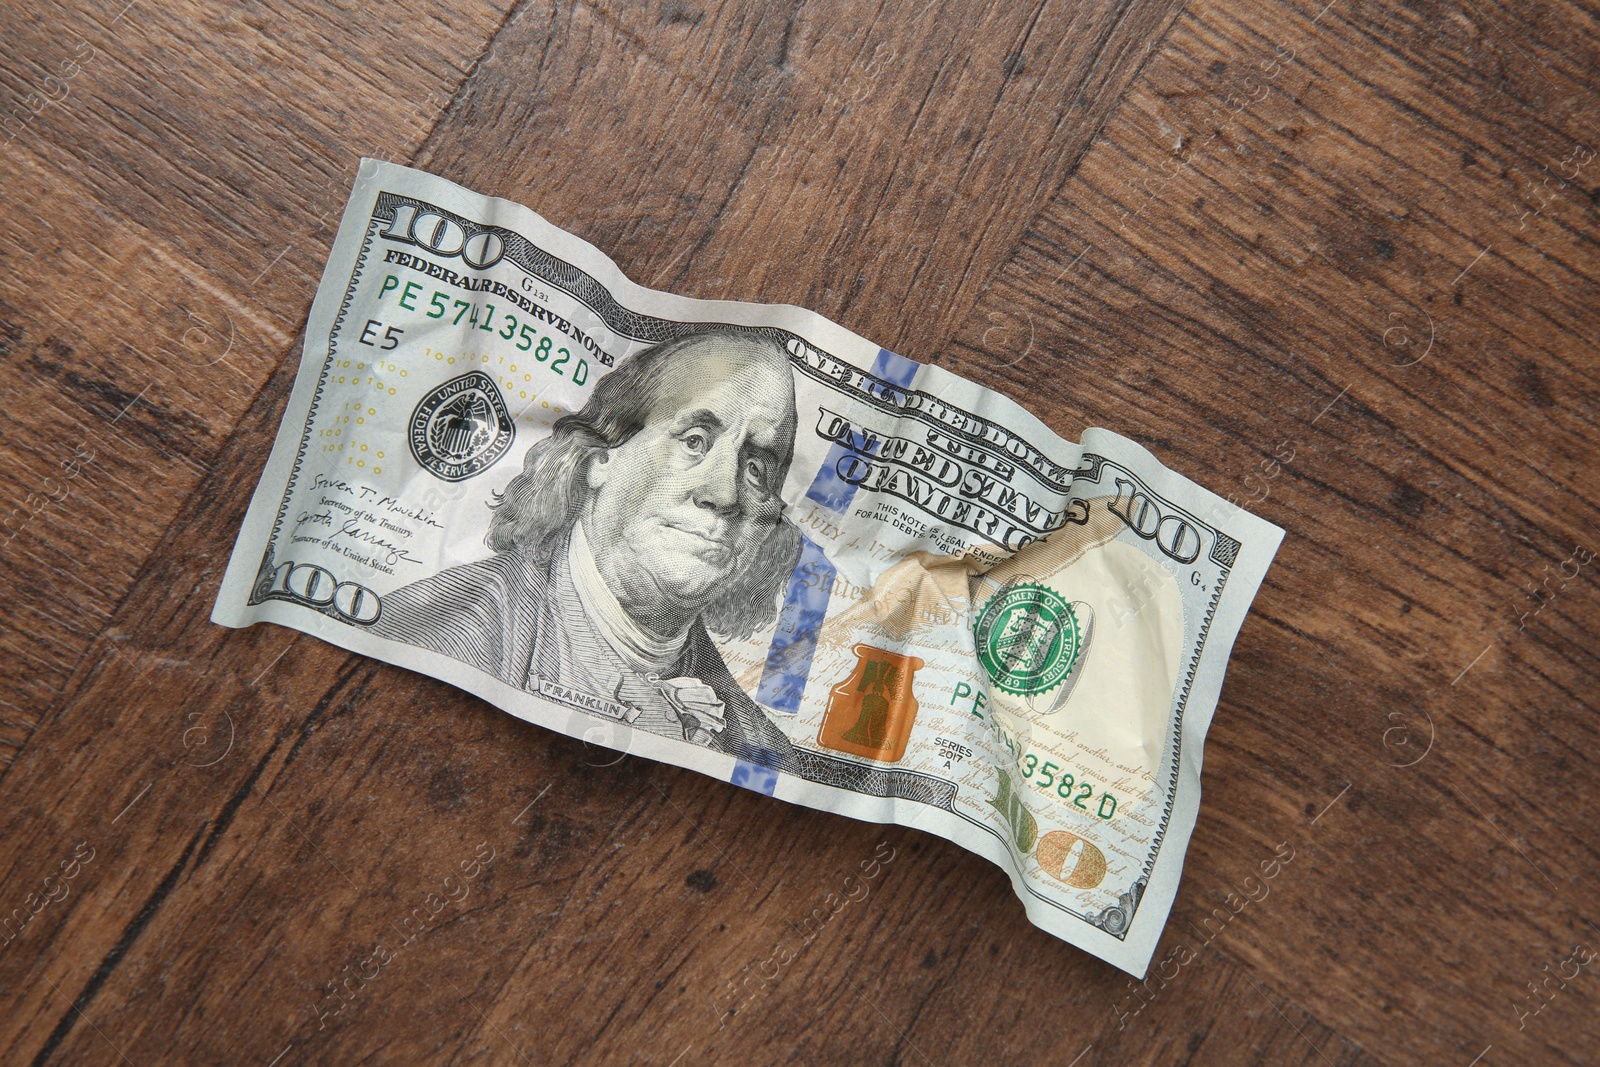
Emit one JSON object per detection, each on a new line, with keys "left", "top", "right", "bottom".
{"left": 414, "top": 0, "right": 1188, "bottom": 358}
{"left": 0, "top": 0, "right": 516, "bottom": 767}
{"left": 1, "top": 0, "right": 1596, "bottom": 1064}
{"left": 943, "top": 0, "right": 1600, "bottom": 1062}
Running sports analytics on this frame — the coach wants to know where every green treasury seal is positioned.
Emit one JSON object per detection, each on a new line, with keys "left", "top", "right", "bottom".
{"left": 974, "top": 582, "right": 1083, "bottom": 696}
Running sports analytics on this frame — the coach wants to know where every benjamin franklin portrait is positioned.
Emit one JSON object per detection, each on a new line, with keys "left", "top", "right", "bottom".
{"left": 373, "top": 330, "right": 802, "bottom": 770}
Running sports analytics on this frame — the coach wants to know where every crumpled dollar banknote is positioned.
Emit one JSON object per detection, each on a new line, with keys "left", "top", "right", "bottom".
{"left": 213, "top": 159, "right": 1283, "bottom": 977}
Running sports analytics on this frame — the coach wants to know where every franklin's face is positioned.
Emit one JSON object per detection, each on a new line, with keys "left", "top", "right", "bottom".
{"left": 583, "top": 338, "right": 796, "bottom": 630}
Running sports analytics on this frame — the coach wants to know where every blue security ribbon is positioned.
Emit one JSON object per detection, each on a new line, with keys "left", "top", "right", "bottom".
{"left": 757, "top": 348, "right": 919, "bottom": 715}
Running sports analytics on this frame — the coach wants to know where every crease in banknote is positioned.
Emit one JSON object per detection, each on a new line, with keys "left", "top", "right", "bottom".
{"left": 212, "top": 160, "right": 1284, "bottom": 977}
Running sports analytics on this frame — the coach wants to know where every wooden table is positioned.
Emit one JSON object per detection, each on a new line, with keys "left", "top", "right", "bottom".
{"left": 3, "top": 0, "right": 1596, "bottom": 1063}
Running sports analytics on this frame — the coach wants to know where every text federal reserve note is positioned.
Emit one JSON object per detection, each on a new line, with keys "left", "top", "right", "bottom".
{"left": 213, "top": 160, "right": 1283, "bottom": 977}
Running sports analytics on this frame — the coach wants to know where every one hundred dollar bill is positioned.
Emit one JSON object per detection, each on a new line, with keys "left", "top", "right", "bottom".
{"left": 213, "top": 160, "right": 1283, "bottom": 977}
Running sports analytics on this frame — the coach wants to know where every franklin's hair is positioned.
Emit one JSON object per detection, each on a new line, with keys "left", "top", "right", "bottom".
{"left": 486, "top": 329, "right": 802, "bottom": 641}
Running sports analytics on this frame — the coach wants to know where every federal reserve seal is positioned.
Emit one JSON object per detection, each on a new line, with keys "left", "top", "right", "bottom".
{"left": 408, "top": 370, "right": 515, "bottom": 481}
{"left": 974, "top": 582, "right": 1083, "bottom": 696}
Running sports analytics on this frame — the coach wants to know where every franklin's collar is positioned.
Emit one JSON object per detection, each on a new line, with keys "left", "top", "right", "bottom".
{"left": 567, "top": 520, "right": 690, "bottom": 675}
